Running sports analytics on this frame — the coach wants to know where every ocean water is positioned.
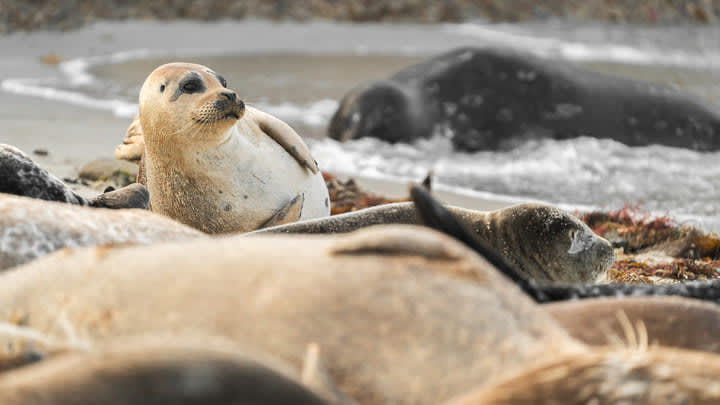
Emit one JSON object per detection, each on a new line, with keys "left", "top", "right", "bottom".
{"left": 2, "top": 20, "right": 720, "bottom": 232}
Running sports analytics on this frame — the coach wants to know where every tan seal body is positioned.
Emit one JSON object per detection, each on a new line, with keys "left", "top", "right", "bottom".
{"left": 446, "top": 347, "right": 720, "bottom": 405}
{"left": 0, "top": 193, "right": 203, "bottom": 270}
{"left": 545, "top": 296, "right": 720, "bottom": 353}
{"left": 139, "top": 62, "right": 329, "bottom": 234}
{"left": 0, "top": 226, "right": 582, "bottom": 405}
{"left": 0, "top": 337, "right": 331, "bottom": 405}
{"left": 258, "top": 202, "right": 615, "bottom": 283}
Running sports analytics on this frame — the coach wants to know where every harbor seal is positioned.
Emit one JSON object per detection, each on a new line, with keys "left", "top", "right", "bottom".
{"left": 0, "top": 337, "right": 331, "bottom": 405}
{"left": 0, "top": 144, "right": 149, "bottom": 209}
{"left": 137, "top": 62, "right": 330, "bottom": 233}
{"left": 409, "top": 184, "right": 720, "bottom": 304}
{"left": 545, "top": 296, "right": 720, "bottom": 353}
{"left": 0, "top": 193, "right": 203, "bottom": 270}
{"left": 446, "top": 346, "right": 720, "bottom": 405}
{"left": 4, "top": 225, "right": 720, "bottom": 404}
{"left": 256, "top": 201, "right": 615, "bottom": 283}
{"left": 329, "top": 47, "right": 720, "bottom": 152}
{"left": 0, "top": 225, "right": 584, "bottom": 405}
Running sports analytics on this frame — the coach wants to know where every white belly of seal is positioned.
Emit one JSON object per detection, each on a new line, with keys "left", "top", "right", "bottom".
{"left": 204, "top": 124, "right": 329, "bottom": 231}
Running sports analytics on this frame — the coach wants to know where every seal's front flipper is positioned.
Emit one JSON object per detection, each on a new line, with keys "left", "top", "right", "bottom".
{"left": 89, "top": 183, "right": 150, "bottom": 210}
{"left": 114, "top": 114, "right": 147, "bottom": 186}
{"left": 301, "top": 343, "right": 358, "bottom": 405}
{"left": 261, "top": 194, "right": 305, "bottom": 228}
{"left": 249, "top": 107, "right": 320, "bottom": 174}
{"left": 114, "top": 114, "right": 145, "bottom": 164}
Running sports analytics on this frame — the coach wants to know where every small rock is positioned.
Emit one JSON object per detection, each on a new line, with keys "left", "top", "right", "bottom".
{"left": 40, "top": 53, "right": 62, "bottom": 65}
{"left": 32, "top": 148, "right": 49, "bottom": 156}
{"left": 79, "top": 158, "right": 138, "bottom": 185}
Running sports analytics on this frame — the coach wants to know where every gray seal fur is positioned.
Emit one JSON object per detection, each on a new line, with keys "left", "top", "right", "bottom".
{"left": 255, "top": 202, "right": 615, "bottom": 283}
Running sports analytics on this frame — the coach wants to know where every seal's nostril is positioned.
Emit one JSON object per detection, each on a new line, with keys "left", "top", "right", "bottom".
{"left": 220, "top": 92, "right": 237, "bottom": 103}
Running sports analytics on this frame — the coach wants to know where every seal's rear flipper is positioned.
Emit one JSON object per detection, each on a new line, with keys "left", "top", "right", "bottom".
{"left": 409, "top": 185, "right": 527, "bottom": 285}
{"left": 89, "top": 183, "right": 150, "bottom": 210}
{"left": 302, "top": 343, "right": 359, "bottom": 405}
{"left": 261, "top": 194, "right": 305, "bottom": 228}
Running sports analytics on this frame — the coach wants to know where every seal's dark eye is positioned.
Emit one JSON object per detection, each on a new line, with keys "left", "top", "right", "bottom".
{"left": 160, "top": 85, "right": 165, "bottom": 92}
{"left": 182, "top": 81, "right": 200, "bottom": 93}
{"left": 218, "top": 75, "right": 227, "bottom": 88}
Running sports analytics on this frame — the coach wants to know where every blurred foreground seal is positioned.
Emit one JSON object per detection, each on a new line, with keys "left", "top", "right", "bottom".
{"left": 256, "top": 201, "right": 615, "bottom": 283}
{"left": 0, "top": 144, "right": 148, "bottom": 209}
{"left": 2, "top": 226, "right": 720, "bottom": 404}
{"left": 128, "top": 62, "right": 329, "bottom": 233}
{"left": 0, "top": 193, "right": 203, "bottom": 270}
{"left": 546, "top": 296, "right": 720, "bottom": 353}
{"left": 0, "top": 338, "right": 331, "bottom": 405}
{"left": 329, "top": 47, "right": 720, "bottom": 152}
{"left": 0, "top": 225, "right": 584, "bottom": 405}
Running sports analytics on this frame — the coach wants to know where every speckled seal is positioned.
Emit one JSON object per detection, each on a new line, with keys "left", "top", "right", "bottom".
{"left": 256, "top": 201, "right": 615, "bottom": 283}
{"left": 0, "top": 144, "right": 149, "bottom": 209}
{"left": 329, "top": 47, "right": 720, "bottom": 152}
{"left": 0, "top": 193, "right": 203, "bottom": 271}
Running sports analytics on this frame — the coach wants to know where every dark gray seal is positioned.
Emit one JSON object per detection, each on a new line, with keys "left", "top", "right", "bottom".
{"left": 255, "top": 201, "right": 615, "bottom": 283}
{"left": 329, "top": 47, "right": 720, "bottom": 152}
{"left": 0, "top": 144, "right": 148, "bottom": 209}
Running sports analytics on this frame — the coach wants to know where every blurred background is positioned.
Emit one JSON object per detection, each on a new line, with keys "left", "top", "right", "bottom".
{"left": 2, "top": 0, "right": 720, "bottom": 30}
{"left": 1, "top": 0, "right": 720, "bottom": 232}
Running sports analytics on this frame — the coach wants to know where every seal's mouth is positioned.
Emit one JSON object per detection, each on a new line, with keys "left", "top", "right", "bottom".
{"left": 193, "top": 101, "right": 245, "bottom": 125}
{"left": 223, "top": 111, "right": 241, "bottom": 120}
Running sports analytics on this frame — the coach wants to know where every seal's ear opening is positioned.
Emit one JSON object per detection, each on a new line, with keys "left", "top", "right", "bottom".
{"left": 328, "top": 80, "right": 416, "bottom": 144}
{"left": 409, "top": 185, "right": 527, "bottom": 286}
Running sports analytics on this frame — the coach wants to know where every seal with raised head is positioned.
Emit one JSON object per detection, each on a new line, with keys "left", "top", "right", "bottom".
{"left": 329, "top": 47, "right": 720, "bottom": 152}
{"left": 256, "top": 201, "right": 615, "bottom": 283}
{"left": 0, "top": 193, "right": 203, "bottom": 271}
{"left": 137, "top": 62, "right": 330, "bottom": 233}
{"left": 0, "top": 144, "right": 149, "bottom": 209}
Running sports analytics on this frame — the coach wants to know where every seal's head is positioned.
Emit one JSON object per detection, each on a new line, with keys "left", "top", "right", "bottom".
{"left": 491, "top": 204, "right": 615, "bottom": 283}
{"left": 328, "top": 80, "right": 427, "bottom": 144}
{"left": 139, "top": 62, "right": 245, "bottom": 145}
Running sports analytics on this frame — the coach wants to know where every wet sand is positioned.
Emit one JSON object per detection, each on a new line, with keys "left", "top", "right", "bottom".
{"left": 0, "top": 92, "right": 128, "bottom": 197}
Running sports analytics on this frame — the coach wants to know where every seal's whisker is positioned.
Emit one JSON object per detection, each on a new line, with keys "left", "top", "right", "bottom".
{"left": 635, "top": 319, "right": 649, "bottom": 352}
{"left": 0, "top": 322, "right": 86, "bottom": 351}
{"left": 616, "top": 310, "right": 638, "bottom": 350}
{"left": 54, "top": 310, "right": 91, "bottom": 351}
